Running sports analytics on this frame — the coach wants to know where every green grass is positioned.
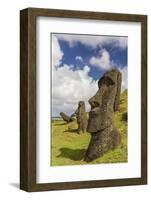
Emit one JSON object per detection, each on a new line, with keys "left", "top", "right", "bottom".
{"left": 51, "top": 90, "right": 128, "bottom": 166}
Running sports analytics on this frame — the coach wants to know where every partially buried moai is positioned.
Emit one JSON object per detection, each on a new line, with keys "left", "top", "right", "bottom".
{"left": 60, "top": 112, "right": 75, "bottom": 123}
{"left": 85, "top": 69, "right": 122, "bottom": 162}
{"left": 75, "top": 101, "right": 88, "bottom": 134}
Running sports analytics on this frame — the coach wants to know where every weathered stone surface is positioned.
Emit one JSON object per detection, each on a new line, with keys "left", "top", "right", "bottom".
{"left": 75, "top": 101, "right": 88, "bottom": 134}
{"left": 85, "top": 69, "right": 122, "bottom": 162}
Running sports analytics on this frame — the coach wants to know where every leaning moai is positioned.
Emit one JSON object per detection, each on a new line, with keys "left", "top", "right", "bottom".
{"left": 60, "top": 112, "right": 75, "bottom": 123}
{"left": 75, "top": 101, "right": 88, "bottom": 134}
{"left": 84, "top": 69, "right": 122, "bottom": 162}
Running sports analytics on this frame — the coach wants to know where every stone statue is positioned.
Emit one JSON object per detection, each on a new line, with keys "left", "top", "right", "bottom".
{"left": 60, "top": 112, "right": 75, "bottom": 123}
{"left": 75, "top": 101, "right": 88, "bottom": 134}
{"left": 85, "top": 69, "right": 122, "bottom": 162}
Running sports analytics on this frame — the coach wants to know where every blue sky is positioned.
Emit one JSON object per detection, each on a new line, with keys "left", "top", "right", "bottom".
{"left": 51, "top": 33, "right": 128, "bottom": 117}
{"left": 58, "top": 37, "right": 127, "bottom": 80}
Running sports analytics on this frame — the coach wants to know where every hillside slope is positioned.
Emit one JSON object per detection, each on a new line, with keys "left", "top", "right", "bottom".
{"left": 51, "top": 90, "right": 128, "bottom": 166}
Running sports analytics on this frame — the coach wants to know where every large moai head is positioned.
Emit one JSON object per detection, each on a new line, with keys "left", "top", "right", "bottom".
{"left": 87, "top": 69, "right": 122, "bottom": 133}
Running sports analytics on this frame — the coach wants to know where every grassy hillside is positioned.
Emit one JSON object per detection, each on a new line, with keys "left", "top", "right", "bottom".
{"left": 51, "top": 90, "right": 128, "bottom": 166}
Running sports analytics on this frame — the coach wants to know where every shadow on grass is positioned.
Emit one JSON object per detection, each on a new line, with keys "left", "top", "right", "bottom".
{"left": 53, "top": 122, "right": 67, "bottom": 126}
{"left": 57, "top": 148, "right": 86, "bottom": 161}
{"left": 64, "top": 129, "right": 78, "bottom": 133}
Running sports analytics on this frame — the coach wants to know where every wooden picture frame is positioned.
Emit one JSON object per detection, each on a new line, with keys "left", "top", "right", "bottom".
{"left": 20, "top": 7, "right": 147, "bottom": 192}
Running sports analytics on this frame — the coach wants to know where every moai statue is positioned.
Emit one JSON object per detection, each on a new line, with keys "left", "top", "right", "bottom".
{"left": 75, "top": 101, "right": 88, "bottom": 134}
{"left": 60, "top": 112, "right": 75, "bottom": 123}
{"left": 85, "top": 69, "right": 122, "bottom": 162}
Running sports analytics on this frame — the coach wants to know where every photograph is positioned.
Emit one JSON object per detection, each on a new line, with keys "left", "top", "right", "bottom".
{"left": 51, "top": 33, "right": 128, "bottom": 166}
{"left": 20, "top": 7, "right": 147, "bottom": 191}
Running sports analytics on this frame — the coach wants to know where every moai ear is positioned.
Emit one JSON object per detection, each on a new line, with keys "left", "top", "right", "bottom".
{"left": 114, "top": 71, "right": 122, "bottom": 111}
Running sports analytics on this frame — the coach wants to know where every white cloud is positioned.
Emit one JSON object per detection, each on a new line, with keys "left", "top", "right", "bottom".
{"left": 52, "top": 65, "right": 98, "bottom": 116}
{"left": 116, "top": 37, "right": 128, "bottom": 49}
{"left": 52, "top": 36, "right": 98, "bottom": 116}
{"left": 89, "top": 49, "right": 128, "bottom": 91}
{"left": 52, "top": 35, "right": 63, "bottom": 67}
{"left": 75, "top": 56, "right": 83, "bottom": 62}
{"left": 89, "top": 49, "right": 111, "bottom": 70}
{"left": 51, "top": 35, "right": 128, "bottom": 116}
{"left": 119, "top": 66, "right": 128, "bottom": 92}
{"left": 55, "top": 34, "right": 127, "bottom": 49}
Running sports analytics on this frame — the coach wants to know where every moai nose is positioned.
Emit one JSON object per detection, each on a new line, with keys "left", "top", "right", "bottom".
{"left": 89, "top": 95, "right": 100, "bottom": 109}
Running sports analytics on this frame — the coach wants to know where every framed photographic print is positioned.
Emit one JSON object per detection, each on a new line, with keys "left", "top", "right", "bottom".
{"left": 20, "top": 8, "right": 147, "bottom": 191}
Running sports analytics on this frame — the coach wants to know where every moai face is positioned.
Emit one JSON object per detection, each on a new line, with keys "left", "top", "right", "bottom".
{"left": 78, "top": 101, "right": 85, "bottom": 114}
{"left": 87, "top": 69, "right": 122, "bottom": 133}
{"left": 75, "top": 101, "right": 85, "bottom": 116}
